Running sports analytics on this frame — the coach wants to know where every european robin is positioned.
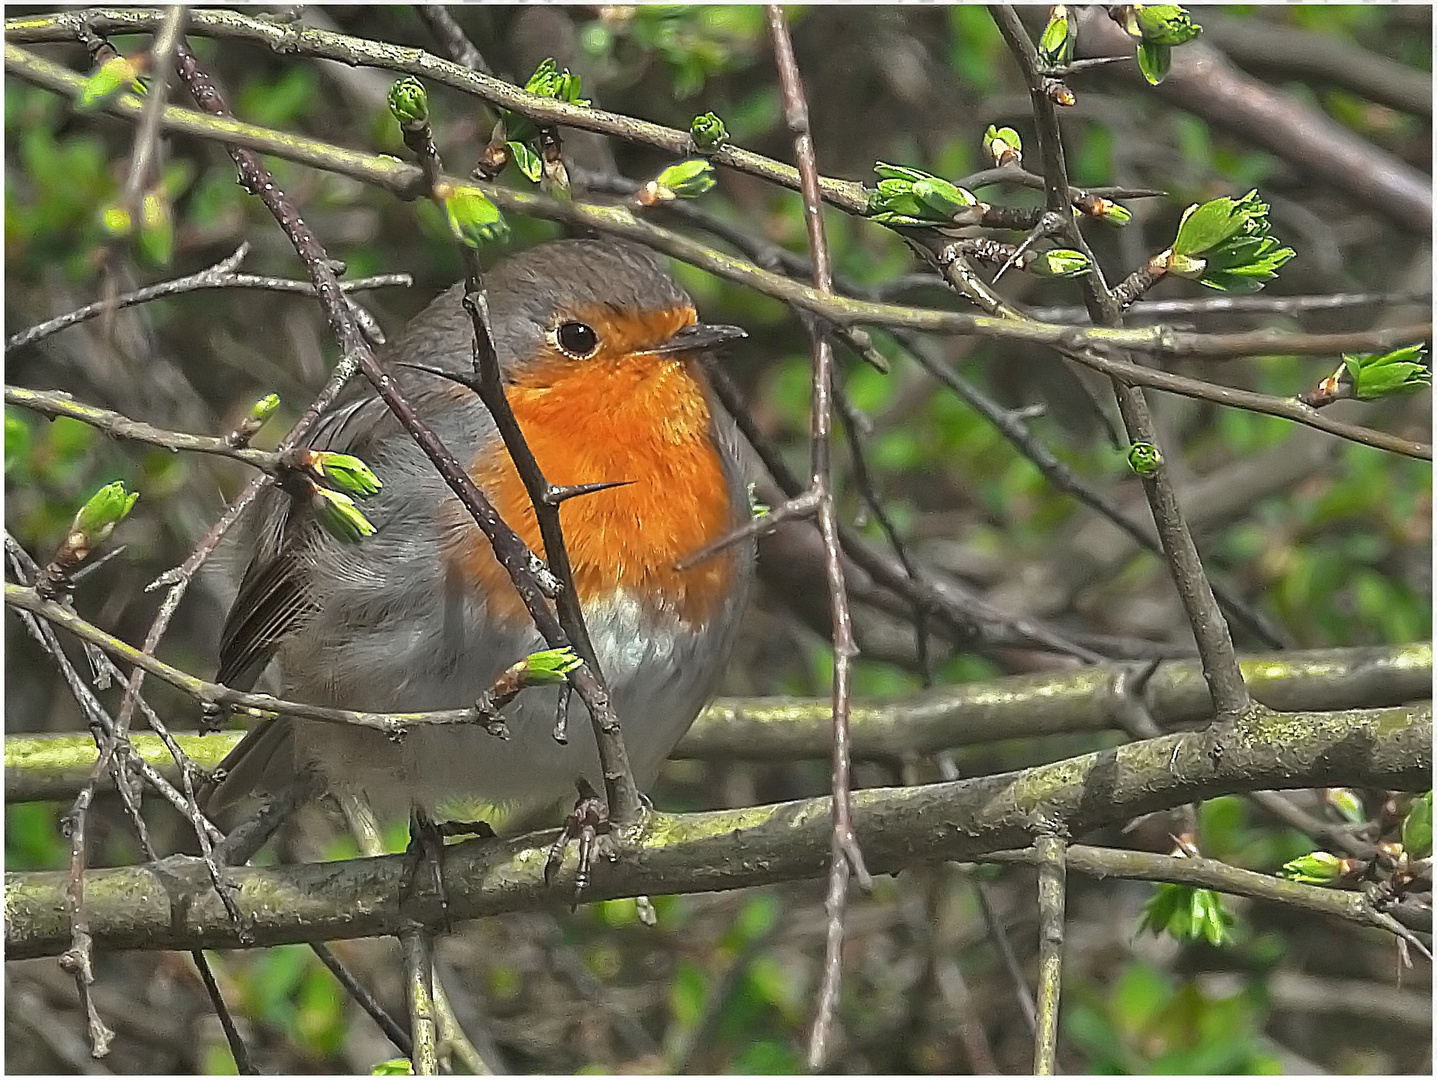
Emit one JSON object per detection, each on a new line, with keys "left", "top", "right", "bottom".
{"left": 206, "top": 239, "right": 753, "bottom": 834}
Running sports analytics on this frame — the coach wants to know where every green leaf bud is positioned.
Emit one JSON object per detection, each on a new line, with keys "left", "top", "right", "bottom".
{"left": 639, "top": 158, "right": 718, "bottom": 204}
{"left": 77, "top": 54, "right": 143, "bottom": 112}
{"left": 371, "top": 1058, "right": 414, "bottom": 1076}
{"left": 983, "top": 125, "right": 1023, "bottom": 168}
{"left": 1031, "top": 248, "right": 1090, "bottom": 278}
{"left": 867, "top": 162, "right": 979, "bottom": 226}
{"left": 312, "top": 487, "right": 377, "bottom": 543}
{"left": 1402, "top": 791, "right": 1432, "bottom": 861}
{"left": 689, "top": 111, "right": 730, "bottom": 153}
{"left": 1038, "top": 5, "right": 1075, "bottom": 68}
{"left": 1133, "top": 5, "right": 1202, "bottom": 46}
{"left": 1323, "top": 787, "right": 1367, "bottom": 826}
{"left": 1126, "top": 441, "right": 1163, "bottom": 475}
{"left": 507, "top": 141, "right": 543, "bottom": 183}
{"left": 249, "top": 393, "right": 281, "bottom": 424}
{"left": 1137, "top": 42, "right": 1173, "bottom": 85}
{"left": 310, "top": 452, "right": 383, "bottom": 498}
{"left": 522, "top": 646, "right": 583, "bottom": 684}
{"left": 73, "top": 481, "right": 139, "bottom": 545}
{"left": 1341, "top": 344, "right": 1431, "bottom": 401}
{"left": 436, "top": 182, "right": 510, "bottom": 248}
{"left": 387, "top": 76, "right": 430, "bottom": 130}
{"left": 1091, "top": 197, "right": 1132, "bottom": 225}
{"left": 1138, "top": 883, "right": 1234, "bottom": 946}
{"left": 1280, "top": 850, "right": 1345, "bottom": 885}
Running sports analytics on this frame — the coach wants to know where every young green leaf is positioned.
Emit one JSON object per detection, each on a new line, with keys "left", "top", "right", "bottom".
{"left": 1038, "top": 5, "right": 1075, "bottom": 68}
{"left": 1341, "top": 344, "right": 1431, "bottom": 401}
{"left": 1402, "top": 791, "right": 1432, "bottom": 861}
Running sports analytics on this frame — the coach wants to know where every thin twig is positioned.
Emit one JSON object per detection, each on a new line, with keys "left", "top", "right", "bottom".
{"left": 1031, "top": 834, "right": 1066, "bottom": 1076}
{"left": 991, "top": 5, "right": 1257, "bottom": 717}
{"left": 765, "top": 8, "right": 870, "bottom": 1070}
{"left": 416, "top": 6, "right": 491, "bottom": 73}
{"left": 400, "top": 929, "right": 439, "bottom": 1075}
{"left": 7, "top": 243, "right": 409, "bottom": 353}
{"left": 311, "top": 943, "right": 413, "bottom": 1058}
{"left": 1026, "top": 290, "right": 1434, "bottom": 324}
{"left": 117, "top": 5, "right": 184, "bottom": 213}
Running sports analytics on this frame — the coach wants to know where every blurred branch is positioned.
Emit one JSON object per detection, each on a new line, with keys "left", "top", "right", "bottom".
{"left": 1027, "top": 291, "right": 1435, "bottom": 324}
{"left": 1200, "top": 12, "right": 1433, "bottom": 119}
{"left": 8, "top": 643, "right": 1429, "bottom": 801}
{"left": 7, "top": 701, "right": 1428, "bottom": 958}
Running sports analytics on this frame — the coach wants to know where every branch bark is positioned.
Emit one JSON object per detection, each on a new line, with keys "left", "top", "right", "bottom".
{"left": 6, "top": 702, "right": 1428, "bottom": 958}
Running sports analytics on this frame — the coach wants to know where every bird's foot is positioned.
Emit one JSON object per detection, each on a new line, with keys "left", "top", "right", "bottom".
{"left": 544, "top": 778, "right": 612, "bottom": 906}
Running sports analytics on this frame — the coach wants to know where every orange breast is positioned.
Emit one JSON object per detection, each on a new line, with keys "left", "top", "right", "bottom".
{"left": 445, "top": 349, "right": 738, "bottom": 626}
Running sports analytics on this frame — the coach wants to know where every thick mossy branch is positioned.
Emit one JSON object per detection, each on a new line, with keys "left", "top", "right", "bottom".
{"left": 6, "top": 644, "right": 1428, "bottom": 801}
{"left": 6, "top": 702, "right": 1429, "bottom": 958}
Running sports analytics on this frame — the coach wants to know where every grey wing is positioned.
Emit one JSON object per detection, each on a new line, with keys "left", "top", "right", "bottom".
{"left": 215, "top": 396, "right": 374, "bottom": 690}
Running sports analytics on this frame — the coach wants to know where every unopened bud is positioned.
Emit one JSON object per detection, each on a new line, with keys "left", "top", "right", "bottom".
{"left": 690, "top": 111, "right": 729, "bottom": 152}
{"left": 387, "top": 76, "right": 430, "bottom": 130}
{"left": 311, "top": 486, "right": 377, "bottom": 543}
{"left": 1126, "top": 441, "right": 1163, "bottom": 475}
{"left": 73, "top": 481, "right": 139, "bottom": 546}
{"left": 521, "top": 646, "right": 583, "bottom": 684}
{"left": 1280, "top": 850, "right": 1345, "bottom": 885}
{"left": 435, "top": 182, "right": 510, "bottom": 248}
{"left": 309, "top": 451, "right": 383, "bottom": 498}
{"left": 77, "top": 54, "right": 144, "bottom": 111}
{"left": 983, "top": 125, "right": 1022, "bottom": 168}
{"left": 1031, "top": 248, "right": 1090, "bottom": 278}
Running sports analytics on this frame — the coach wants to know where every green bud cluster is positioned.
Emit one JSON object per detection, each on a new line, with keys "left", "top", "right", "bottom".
{"left": 866, "top": 162, "right": 981, "bottom": 227}
{"left": 1280, "top": 850, "right": 1346, "bottom": 885}
{"left": 1166, "top": 190, "right": 1294, "bottom": 293}
{"left": 638, "top": 159, "right": 717, "bottom": 204}
{"left": 1114, "top": 4, "right": 1202, "bottom": 85}
{"left": 309, "top": 452, "right": 383, "bottom": 498}
{"left": 1342, "top": 345, "right": 1431, "bottom": 402}
{"left": 522, "top": 647, "right": 584, "bottom": 684}
{"left": 312, "top": 486, "right": 377, "bottom": 543}
{"left": 1138, "top": 883, "right": 1234, "bottom": 947}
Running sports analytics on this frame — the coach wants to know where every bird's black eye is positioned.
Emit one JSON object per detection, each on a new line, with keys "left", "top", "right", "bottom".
{"left": 555, "top": 320, "right": 599, "bottom": 358}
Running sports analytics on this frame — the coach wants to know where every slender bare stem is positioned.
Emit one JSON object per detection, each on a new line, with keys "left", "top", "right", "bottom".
{"left": 765, "top": 8, "right": 870, "bottom": 1069}
{"left": 1032, "top": 834, "right": 1067, "bottom": 1076}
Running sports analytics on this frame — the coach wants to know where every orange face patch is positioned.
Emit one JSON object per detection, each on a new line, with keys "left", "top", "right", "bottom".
{"left": 444, "top": 306, "right": 738, "bottom": 626}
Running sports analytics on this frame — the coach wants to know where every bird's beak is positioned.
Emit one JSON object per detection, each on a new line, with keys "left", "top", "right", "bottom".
{"left": 650, "top": 321, "right": 748, "bottom": 356}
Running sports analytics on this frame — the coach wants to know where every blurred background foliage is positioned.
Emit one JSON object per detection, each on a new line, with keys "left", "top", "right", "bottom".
{"left": 5, "top": 4, "right": 1431, "bottom": 1074}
